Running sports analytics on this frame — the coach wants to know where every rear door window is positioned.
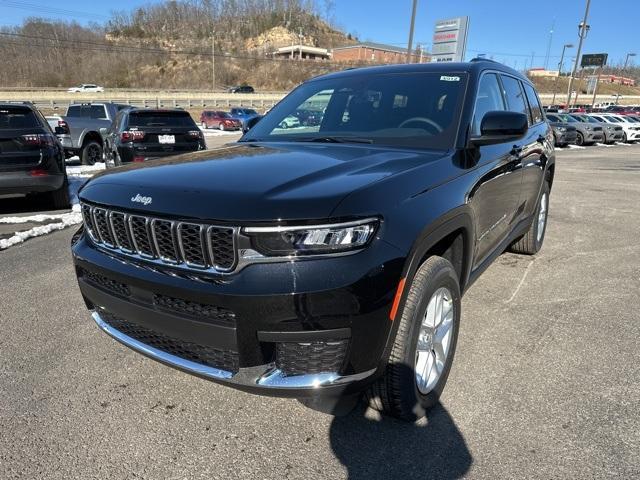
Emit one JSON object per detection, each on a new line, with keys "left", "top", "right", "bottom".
{"left": 0, "top": 107, "right": 39, "bottom": 129}
{"left": 523, "top": 83, "right": 544, "bottom": 124}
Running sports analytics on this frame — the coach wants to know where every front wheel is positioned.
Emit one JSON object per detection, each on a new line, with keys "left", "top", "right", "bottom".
{"left": 510, "top": 182, "right": 550, "bottom": 255}
{"left": 575, "top": 132, "right": 584, "bottom": 146}
{"left": 367, "top": 256, "right": 461, "bottom": 421}
{"left": 81, "top": 141, "right": 102, "bottom": 166}
{"left": 219, "top": 123, "right": 225, "bottom": 131}
{"left": 201, "top": 122, "right": 207, "bottom": 129}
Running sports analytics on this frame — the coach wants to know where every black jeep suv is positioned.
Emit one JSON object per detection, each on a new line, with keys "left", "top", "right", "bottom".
{"left": 72, "top": 60, "right": 554, "bottom": 420}
{"left": 104, "top": 108, "right": 206, "bottom": 167}
{"left": 0, "top": 102, "right": 69, "bottom": 208}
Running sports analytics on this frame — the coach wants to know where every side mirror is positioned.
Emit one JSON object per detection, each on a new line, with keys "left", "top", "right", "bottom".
{"left": 243, "top": 116, "right": 262, "bottom": 134}
{"left": 470, "top": 111, "right": 528, "bottom": 146}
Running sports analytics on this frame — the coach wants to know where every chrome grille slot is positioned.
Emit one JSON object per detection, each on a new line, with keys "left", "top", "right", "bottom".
{"left": 92, "top": 208, "right": 115, "bottom": 247}
{"left": 79, "top": 202, "right": 238, "bottom": 274}
{"left": 129, "top": 216, "right": 154, "bottom": 257}
{"left": 178, "top": 223, "right": 206, "bottom": 267}
{"left": 109, "top": 212, "right": 133, "bottom": 252}
{"left": 207, "top": 226, "right": 236, "bottom": 271}
{"left": 151, "top": 219, "right": 178, "bottom": 263}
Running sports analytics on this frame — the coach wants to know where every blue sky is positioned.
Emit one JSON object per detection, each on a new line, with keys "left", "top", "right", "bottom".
{"left": 1, "top": 0, "right": 638, "bottom": 68}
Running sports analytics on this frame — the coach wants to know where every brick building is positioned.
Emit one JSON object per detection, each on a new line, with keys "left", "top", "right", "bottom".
{"left": 331, "top": 42, "right": 428, "bottom": 64}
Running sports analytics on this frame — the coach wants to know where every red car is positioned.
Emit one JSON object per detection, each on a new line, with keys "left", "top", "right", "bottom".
{"left": 199, "top": 111, "right": 242, "bottom": 131}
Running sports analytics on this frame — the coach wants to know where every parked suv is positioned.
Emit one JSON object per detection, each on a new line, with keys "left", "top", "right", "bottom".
{"left": 569, "top": 114, "right": 623, "bottom": 144}
{"left": 103, "top": 108, "right": 206, "bottom": 167}
{"left": 0, "top": 102, "right": 69, "bottom": 208}
{"left": 199, "top": 111, "right": 242, "bottom": 131}
{"left": 545, "top": 113, "right": 603, "bottom": 146}
{"left": 72, "top": 60, "right": 554, "bottom": 420}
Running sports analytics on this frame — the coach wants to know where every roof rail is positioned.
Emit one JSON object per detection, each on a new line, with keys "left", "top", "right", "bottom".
{"left": 470, "top": 57, "right": 501, "bottom": 64}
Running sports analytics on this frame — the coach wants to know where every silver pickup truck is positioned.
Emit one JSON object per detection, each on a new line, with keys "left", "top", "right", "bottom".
{"left": 49, "top": 103, "right": 128, "bottom": 165}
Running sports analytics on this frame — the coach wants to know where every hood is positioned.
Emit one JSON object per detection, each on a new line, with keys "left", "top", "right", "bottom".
{"left": 80, "top": 142, "right": 447, "bottom": 222}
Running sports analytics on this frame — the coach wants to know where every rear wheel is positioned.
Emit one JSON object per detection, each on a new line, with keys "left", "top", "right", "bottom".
{"left": 510, "top": 182, "right": 550, "bottom": 255}
{"left": 48, "top": 176, "right": 70, "bottom": 210}
{"left": 366, "top": 256, "right": 461, "bottom": 421}
{"left": 219, "top": 123, "right": 225, "bottom": 131}
{"left": 81, "top": 141, "right": 102, "bottom": 166}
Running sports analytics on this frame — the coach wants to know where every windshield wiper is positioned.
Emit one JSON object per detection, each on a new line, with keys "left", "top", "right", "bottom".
{"left": 301, "top": 136, "right": 374, "bottom": 144}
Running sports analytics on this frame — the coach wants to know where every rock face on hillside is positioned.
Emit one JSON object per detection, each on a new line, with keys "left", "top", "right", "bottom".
{"left": 245, "top": 26, "right": 314, "bottom": 51}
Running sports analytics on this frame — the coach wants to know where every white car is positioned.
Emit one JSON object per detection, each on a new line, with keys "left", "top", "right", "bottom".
{"left": 588, "top": 113, "right": 640, "bottom": 143}
{"left": 278, "top": 115, "right": 301, "bottom": 129}
{"left": 67, "top": 84, "right": 104, "bottom": 93}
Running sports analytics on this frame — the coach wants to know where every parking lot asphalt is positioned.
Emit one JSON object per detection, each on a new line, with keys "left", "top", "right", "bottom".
{"left": 1, "top": 144, "right": 639, "bottom": 479}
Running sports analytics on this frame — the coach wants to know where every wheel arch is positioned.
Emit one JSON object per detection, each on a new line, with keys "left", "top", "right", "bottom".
{"left": 81, "top": 130, "right": 103, "bottom": 148}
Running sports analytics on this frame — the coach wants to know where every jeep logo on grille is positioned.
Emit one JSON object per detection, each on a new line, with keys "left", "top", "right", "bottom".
{"left": 131, "top": 193, "right": 152, "bottom": 206}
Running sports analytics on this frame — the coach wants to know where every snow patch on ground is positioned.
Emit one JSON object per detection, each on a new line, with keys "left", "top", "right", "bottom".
{"left": 567, "top": 144, "right": 586, "bottom": 150}
{"left": 0, "top": 205, "right": 82, "bottom": 250}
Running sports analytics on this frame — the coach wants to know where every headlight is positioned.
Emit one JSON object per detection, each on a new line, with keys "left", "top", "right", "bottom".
{"left": 244, "top": 218, "right": 378, "bottom": 256}
{"left": 585, "top": 126, "right": 592, "bottom": 131}
{"left": 557, "top": 127, "right": 567, "bottom": 132}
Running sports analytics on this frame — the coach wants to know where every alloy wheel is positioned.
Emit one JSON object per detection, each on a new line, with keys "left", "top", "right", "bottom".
{"left": 415, "top": 287, "right": 454, "bottom": 394}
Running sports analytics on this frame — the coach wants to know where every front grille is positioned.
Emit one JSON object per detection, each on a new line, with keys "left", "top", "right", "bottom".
{"left": 81, "top": 203, "right": 237, "bottom": 273}
{"left": 153, "top": 294, "right": 236, "bottom": 325}
{"left": 80, "top": 268, "right": 130, "bottom": 297}
{"left": 593, "top": 127, "right": 603, "bottom": 131}
{"left": 276, "top": 339, "right": 349, "bottom": 377}
{"left": 100, "top": 311, "right": 239, "bottom": 373}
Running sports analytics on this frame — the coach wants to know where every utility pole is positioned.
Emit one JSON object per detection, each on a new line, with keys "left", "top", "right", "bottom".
{"left": 544, "top": 19, "right": 555, "bottom": 70}
{"left": 566, "top": 0, "right": 591, "bottom": 108}
{"left": 590, "top": 66, "right": 602, "bottom": 108}
{"left": 418, "top": 43, "right": 423, "bottom": 63}
{"left": 211, "top": 32, "right": 215, "bottom": 92}
{"left": 406, "top": 0, "right": 418, "bottom": 63}
{"left": 615, "top": 52, "right": 636, "bottom": 105}
{"left": 552, "top": 43, "right": 573, "bottom": 105}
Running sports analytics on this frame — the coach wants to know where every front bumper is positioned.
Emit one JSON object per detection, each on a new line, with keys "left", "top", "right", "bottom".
{"left": 555, "top": 131, "right": 577, "bottom": 145}
{"left": 584, "top": 131, "right": 604, "bottom": 143}
{"left": 72, "top": 232, "right": 404, "bottom": 398}
{"left": 625, "top": 130, "right": 640, "bottom": 142}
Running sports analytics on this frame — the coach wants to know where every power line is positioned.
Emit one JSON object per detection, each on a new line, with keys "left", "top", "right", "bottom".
{"left": 0, "top": 0, "right": 111, "bottom": 20}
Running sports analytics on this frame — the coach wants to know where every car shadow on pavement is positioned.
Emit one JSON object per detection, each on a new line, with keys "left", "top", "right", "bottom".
{"left": 329, "top": 383, "right": 471, "bottom": 479}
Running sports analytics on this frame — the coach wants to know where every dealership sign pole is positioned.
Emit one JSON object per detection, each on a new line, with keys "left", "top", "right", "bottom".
{"left": 430, "top": 16, "right": 470, "bottom": 63}
{"left": 566, "top": 0, "right": 591, "bottom": 107}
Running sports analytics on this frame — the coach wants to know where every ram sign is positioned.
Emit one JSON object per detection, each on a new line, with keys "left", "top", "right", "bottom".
{"left": 430, "top": 16, "right": 470, "bottom": 63}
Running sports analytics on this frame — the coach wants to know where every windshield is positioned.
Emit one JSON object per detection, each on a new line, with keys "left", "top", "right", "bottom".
{"left": 557, "top": 114, "right": 577, "bottom": 123}
{"left": 242, "top": 72, "right": 468, "bottom": 149}
{"left": 127, "top": 111, "right": 196, "bottom": 128}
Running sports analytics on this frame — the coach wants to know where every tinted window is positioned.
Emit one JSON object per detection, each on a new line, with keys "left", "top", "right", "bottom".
{"left": 127, "top": 111, "right": 196, "bottom": 128}
{"left": 243, "top": 72, "right": 468, "bottom": 149}
{"left": 0, "top": 107, "right": 39, "bottom": 129}
{"left": 546, "top": 114, "right": 560, "bottom": 122}
{"left": 66, "top": 105, "right": 82, "bottom": 117}
{"left": 89, "top": 105, "right": 107, "bottom": 119}
{"left": 501, "top": 75, "right": 528, "bottom": 118}
{"left": 523, "top": 83, "right": 543, "bottom": 124}
{"left": 473, "top": 73, "right": 505, "bottom": 135}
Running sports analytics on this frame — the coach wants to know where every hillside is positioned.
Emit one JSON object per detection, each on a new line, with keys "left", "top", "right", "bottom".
{"left": 0, "top": 0, "right": 359, "bottom": 90}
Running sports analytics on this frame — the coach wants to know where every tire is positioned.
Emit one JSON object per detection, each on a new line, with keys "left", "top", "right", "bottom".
{"left": 201, "top": 122, "right": 207, "bottom": 129}
{"left": 81, "top": 141, "right": 102, "bottom": 166}
{"left": 48, "top": 176, "right": 70, "bottom": 210}
{"left": 623, "top": 132, "right": 628, "bottom": 143}
{"left": 509, "top": 182, "right": 550, "bottom": 255}
{"left": 366, "top": 256, "right": 461, "bottom": 421}
{"left": 575, "top": 132, "right": 584, "bottom": 146}
{"left": 219, "top": 123, "right": 225, "bottom": 131}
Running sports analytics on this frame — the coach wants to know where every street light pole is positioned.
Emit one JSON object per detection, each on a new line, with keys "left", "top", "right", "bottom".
{"left": 566, "top": 0, "right": 591, "bottom": 108}
{"left": 406, "top": 0, "right": 418, "bottom": 63}
{"left": 552, "top": 43, "right": 573, "bottom": 105}
{"left": 211, "top": 32, "right": 215, "bottom": 92}
{"left": 615, "top": 52, "right": 636, "bottom": 105}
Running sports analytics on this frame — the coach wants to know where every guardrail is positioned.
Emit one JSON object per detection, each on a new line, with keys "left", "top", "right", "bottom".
{"left": 1, "top": 97, "right": 285, "bottom": 112}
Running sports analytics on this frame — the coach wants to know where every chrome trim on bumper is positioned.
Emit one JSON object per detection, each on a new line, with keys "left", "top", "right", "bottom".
{"left": 91, "top": 310, "right": 375, "bottom": 390}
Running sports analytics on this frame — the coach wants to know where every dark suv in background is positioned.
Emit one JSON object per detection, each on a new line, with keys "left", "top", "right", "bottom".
{"left": 0, "top": 102, "right": 69, "bottom": 208}
{"left": 72, "top": 60, "right": 554, "bottom": 421}
{"left": 103, "top": 108, "right": 206, "bottom": 167}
